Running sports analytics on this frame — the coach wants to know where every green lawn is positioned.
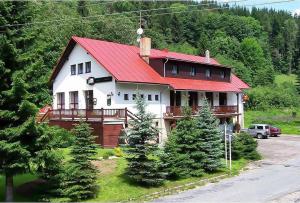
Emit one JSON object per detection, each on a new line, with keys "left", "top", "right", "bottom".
{"left": 0, "top": 153, "right": 248, "bottom": 202}
{"left": 245, "top": 108, "right": 300, "bottom": 135}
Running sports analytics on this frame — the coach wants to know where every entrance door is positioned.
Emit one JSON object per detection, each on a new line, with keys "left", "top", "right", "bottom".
{"left": 188, "top": 91, "right": 198, "bottom": 107}
{"left": 170, "top": 90, "right": 181, "bottom": 106}
{"left": 219, "top": 93, "right": 227, "bottom": 106}
{"left": 205, "top": 92, "right": 213, "bottom": 106}
{"left": 85, "top": 90, "right": 94, "bottom": 110}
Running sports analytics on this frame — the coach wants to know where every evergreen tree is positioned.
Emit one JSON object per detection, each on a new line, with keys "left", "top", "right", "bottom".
{"left": 123, "top": 94, "right": 165, "bottom": 186}
{"left": 196, "top": 100, "right": 223, "bottom": 172}
{"left": 62, "top": 121, "right": 98, "bottom": 201}
{"left": 162, "top": 107, "right": 205, "bottom": 179}
{"left": 0, "top": 72, "right": 42, "bottom": 201}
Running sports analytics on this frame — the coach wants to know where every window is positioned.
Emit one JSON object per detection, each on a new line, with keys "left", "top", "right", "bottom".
{"left": 85, "top": 90, "right": 93, "bottom": 110}
{"left": 257, "top": 126, "right": 263, "bottom": 130}
{"left": 205, "top": 69, "right": 211, "bottom": 78}
{"left": 155, "top": 95, "right": 159, "bottom": 101}
{"left": 124, "top": 94, "right": 129, "bottom": 100}
{"left": 57, "top": 92, "right": 65, "bottom": 109}
{"left": 85, "top": 61, "right": 91, "bottom": 73}
{"left": 132, "top": 94, "right": 136, "bottom": 100}
{"left": 140, "top": 94, "right": 144, "bottom": 99}
{"left": 249, "top": 125, "right": 255, "bottom": 129}
{"left": 148, "top": 94, "right": 152, "bottom": 101}
{"left": 107, "top": 95, "right": 111, "bottom": 106}
{"left": 220, "top": 70, "right": 225, "bottom": 79}
{"left": 71, "top": 64, "right": 76, "bottom": 75}
{"left": 69, "top": 91, "right": 78, "bottom": 109}
{"left": 190, "top": 67, "right": 196, "bottom": 76}
{"left": 171, "top": 65, "right": 179, "bottom": 75}
{"left": 78, "top": 63, "right": 83, "bottom": 74}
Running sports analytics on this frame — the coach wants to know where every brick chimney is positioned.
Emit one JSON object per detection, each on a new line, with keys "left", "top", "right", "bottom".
{"left": 140, "top": 37, "right": 151, "bottom": 64}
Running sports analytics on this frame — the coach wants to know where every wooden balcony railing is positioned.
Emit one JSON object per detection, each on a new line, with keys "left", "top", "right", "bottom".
{"left": 164, "top": 105, "right": 238, "bottom": 117}
{"left": 47, "top": 108, "right": 127, "bottom": 122}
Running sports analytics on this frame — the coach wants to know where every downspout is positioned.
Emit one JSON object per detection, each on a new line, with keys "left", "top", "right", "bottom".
{"left": 163, "top": 58, "right": 169, "bottom": 77}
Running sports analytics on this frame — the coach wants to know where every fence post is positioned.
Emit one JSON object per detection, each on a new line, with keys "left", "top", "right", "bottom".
{"left": 125, "top": 107, "right": 128, "bottom": 126}
{"left": 86, "top": 109, "right": 88, "bottom": 121}
{"left": 59, "top": 109, "right": 62, "bottom": 120}
{"left": 101, "top": 108, "right": 104, "bottom": 122}
{"left": 71, "top": 109, "right": 74, "bottom": 121}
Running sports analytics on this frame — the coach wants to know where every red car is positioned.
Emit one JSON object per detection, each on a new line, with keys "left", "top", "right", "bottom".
{"left": 270, "top": 126, "right": 281, "bottom": 137}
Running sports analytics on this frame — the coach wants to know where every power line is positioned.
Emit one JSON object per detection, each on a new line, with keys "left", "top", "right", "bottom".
{"left": 0, "top": 0, "right": 249, "bottom": 29}
{"left": 0, "top": 0, "right": 295, "bottom": 32}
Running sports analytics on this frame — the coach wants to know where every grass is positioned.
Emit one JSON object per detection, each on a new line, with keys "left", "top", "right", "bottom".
{"left": 0, "top": 150, "right": 248, "bottom": 202}
{"left": 245, "top": 108, "right": 300, "bottom": 135}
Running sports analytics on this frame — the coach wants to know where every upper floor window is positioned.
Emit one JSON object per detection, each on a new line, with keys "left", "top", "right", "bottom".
{"left": 124, "top": 94, "right": 129, "bottom": 101}
{"left": 205, "top": 69, "right": 211, "bottom": 78}
{"left": 85, "top": 61, "right": 91, "bottom": 73}
{"left": 190, "top": 67, "right": 196, "bottom": 76}
{"left": 172, "top": 65, "right": 179, "bottom": 75}
{"left": 132, "top": 94, "right": 136, "bottom": 100}
{"left": 78, "top": 63, "right": 83, "bottom": 74}
{"left": 220, "top": 70, "right": 225, "bottom": 79}
{"left": 140, "top": 94, "right": 144, "bottom": 99}
{"left": 71, "top": 64, "right": 76, "bottom": 75}
{"left": 57, "top": 92, "right": 65, "bottom": 109}
{"left": 155, "top": 95, "right": 159, "bottom": 101}
{"left": 148, "top": 94, "right": 152, "bottom": 101}
{"left": 69, "top": 91, "right": 78, "bottom": 109}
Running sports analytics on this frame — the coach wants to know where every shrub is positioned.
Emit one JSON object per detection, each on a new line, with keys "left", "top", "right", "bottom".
{"left": 114, "top": 147, "right": 124, "bottom": 157}
{"left": 231, "top": 132, "right": 261, "bottom": 160}
{"left": 102, "top": 150, "right": 114, "bottom": 159}
{"left": 47, "top": 126, "right": 75, "bottom": 148}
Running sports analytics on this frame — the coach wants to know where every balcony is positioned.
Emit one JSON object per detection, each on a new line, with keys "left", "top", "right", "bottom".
{"left": 164, "top": 105, "right": 238, "bottom": 118}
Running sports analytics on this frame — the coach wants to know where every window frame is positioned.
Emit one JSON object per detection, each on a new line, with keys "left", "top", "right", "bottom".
{"left": 190, "top": 67, "right": 196, "bottom": 76}
{"left": 124, "top": 93, "right": 129, "bottom": 101}
{"left": 69, "top": 91, "right": 79, "bottom": 109}
{"left": 57, "top": 92, "right": 65, "bottom": 109}
{"left": 71, "top": 64, "right": 76, "bottom": 75}
{"left": 78, "top": 63, "right": 83, "bottom": 74}
{"left": 155, "top": 94, "right": 159, "bottom": 101}
{"left": 148, "top": 94, "right": 152, "bottom": 101}
{"left": 205, "top": 68, "right": 211, "bottom": 78}
{"left": 220, "top": 70, "right": 225, "bottom": 79}
{"left": 171, "top": 65, "right": 179, "bottom": 75}
{"left": 85, "top": 61, "right": 91, "bottom": 73}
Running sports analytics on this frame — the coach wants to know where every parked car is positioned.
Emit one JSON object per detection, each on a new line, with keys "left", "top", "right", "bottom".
{"left": 243, "top": 124, "right": 270, "bottom": 139}
{"left": 270, "top": 126, "right": 281, "bottom": 137}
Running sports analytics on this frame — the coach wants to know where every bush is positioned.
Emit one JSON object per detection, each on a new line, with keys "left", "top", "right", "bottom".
{"left": 114, "top": 147, "right": 124, "bottom": 157}
{"left": 231, "top": 132, "right": 261, "bottom": 160}
{"left": 47, "top": 126, "right": 75, "bottom": 148}
{"left": 102, "top": 150, "right": 114, "bottom": 159}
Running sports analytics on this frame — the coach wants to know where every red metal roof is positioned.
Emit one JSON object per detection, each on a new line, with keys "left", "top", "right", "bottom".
{"left": 51, "top": 36, "right": 249, "bottom": 92}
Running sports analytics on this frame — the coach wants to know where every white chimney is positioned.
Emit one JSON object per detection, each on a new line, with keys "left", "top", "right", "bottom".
{"left": 205, "top": 50, "right": 210, "bottom": 63}
{"left": 140, "top": 37, "right": 151, "bottom": 64}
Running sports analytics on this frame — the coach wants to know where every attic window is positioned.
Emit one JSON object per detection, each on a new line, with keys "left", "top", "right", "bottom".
{"left": 71, "top": 64, "right": 76, "bottom": 75}
{"left": 85, "top": 61, "right": 91, "bottom": 73}
{"left": 190, "top": 67, "right": 196, "bottom": 76}
{"left": 78, "top": 63, "right": 83, "bottom": 74}
{"left": 172, "top": 65, "right": 179, "bottom": 75}
{"left": 205, "top": 69, "right": 211, "bottom": 78}
{"left": 220, "top": 70, "right": 225, "bottom": 79}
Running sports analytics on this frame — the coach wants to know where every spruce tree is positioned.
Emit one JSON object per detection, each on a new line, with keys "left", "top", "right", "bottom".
{"left": 196, "top": 100, "right": 223, "bottom": 172}
{"left": 162, "top": 107, "right": 205, "bottom": 179}
{"left": 0, "top": 72, "right": 43, "bottom": 201}
{"left": 62, "top": 121, "right": 98, "bottom": 201}
{"left": 123, "top": 94, "right": 165, "bottom": 186}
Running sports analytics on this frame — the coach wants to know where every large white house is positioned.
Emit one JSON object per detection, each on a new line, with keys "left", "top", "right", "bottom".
{"left": 47, "top": 36, "right": 249, "bottom": 147}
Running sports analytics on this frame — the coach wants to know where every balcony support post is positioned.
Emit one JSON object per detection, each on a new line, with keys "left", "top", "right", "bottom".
{"left": 236, "top": 93, "right": 240, "bottom": 124}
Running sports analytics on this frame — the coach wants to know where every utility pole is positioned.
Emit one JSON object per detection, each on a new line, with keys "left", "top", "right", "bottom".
{"left": 224, "top": 122, "right": 228, "bottom": 167}
{"left": 229, "top": 134, "right": 232, "bottom": 175}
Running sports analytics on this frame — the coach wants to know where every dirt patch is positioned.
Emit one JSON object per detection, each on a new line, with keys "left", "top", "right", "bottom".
{"left": 92, "top": 159, "right": 117, "bottom": 176}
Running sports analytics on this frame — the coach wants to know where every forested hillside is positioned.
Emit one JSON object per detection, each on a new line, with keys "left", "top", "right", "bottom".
{"left": 0, "top": 0, "right": 299, "bottom": 109}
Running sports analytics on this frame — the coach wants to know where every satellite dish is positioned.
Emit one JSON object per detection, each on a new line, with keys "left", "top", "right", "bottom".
{"left": 137, "top": 28, "right": 143, "bottom": 35}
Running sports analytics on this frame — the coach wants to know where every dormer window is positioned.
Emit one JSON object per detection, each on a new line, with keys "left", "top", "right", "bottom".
{"left": 190, "top": 67, "right": 196, "bottom": 76}
{"left": 71, "top": 64, "right": 76, "bottom": 75}
{"left": 220, "top": 70, "right": 225, "bottom": 79}
{"left": 205, "top": 69, "right": 211, "bottom": 78}
{"left": 172, "top": 65, "right": 179, "bottom": 75}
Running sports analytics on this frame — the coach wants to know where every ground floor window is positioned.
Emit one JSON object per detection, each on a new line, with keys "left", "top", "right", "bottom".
{"left": 57, "top": 92, "right": 65, "bottom": 109}
{"left": 69, "top": 91, "right": 78, "bottom": 109}
{"left": 85, "top": 90, "right": 93, "bottom": 110}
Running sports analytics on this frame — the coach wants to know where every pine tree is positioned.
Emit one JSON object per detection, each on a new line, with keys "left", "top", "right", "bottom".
{"left": 62, "top": 121, "right": 98, "bottom": 201}
{"left": 162, "top": 107, "right": 205, "bottom": 179}
{"left": 196, "top": 100, "right": 223, "bottom": 172}
{"left": 123, "top": 94, "right": 165, "bottom": 186}
{"left": 0, "top": 72, "right": 43, "bottom": 201}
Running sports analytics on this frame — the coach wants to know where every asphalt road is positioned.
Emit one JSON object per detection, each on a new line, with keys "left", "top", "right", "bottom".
{"left": 154, "top": 135, "right": 300, "bottom": 203}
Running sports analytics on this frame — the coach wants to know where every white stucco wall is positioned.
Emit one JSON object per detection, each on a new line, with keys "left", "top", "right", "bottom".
{"left": 52, "top": 44, "right": 115, "bottom": 110}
